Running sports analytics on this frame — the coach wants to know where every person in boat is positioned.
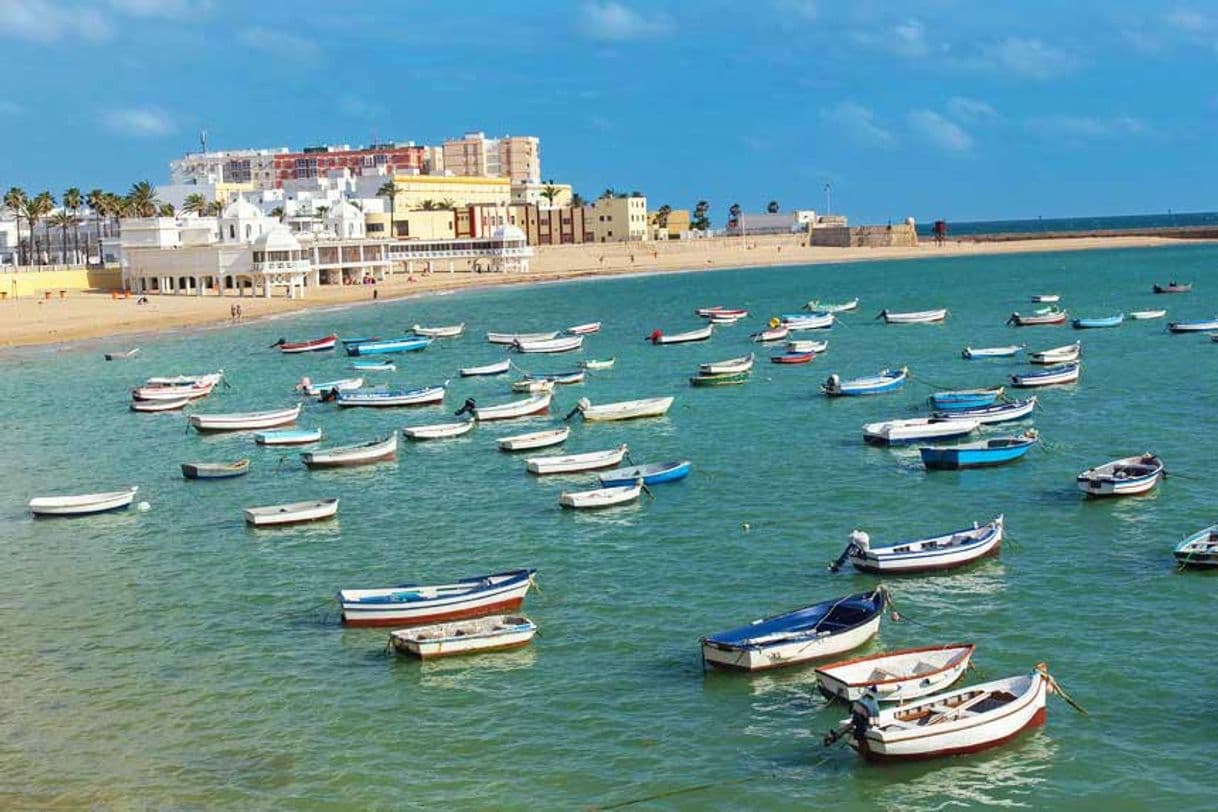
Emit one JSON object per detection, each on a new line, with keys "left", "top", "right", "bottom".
{"left": 850, "top": 691, "right": 881, "bottom": 739}
{"left": 319, "top": 387, "right": 339, "bottom": 403}
{"left": 825, "top": 373, "right": 841, "bottom": 392}
{"left": 295, "top": 376, "right": 311, "bottom": 392}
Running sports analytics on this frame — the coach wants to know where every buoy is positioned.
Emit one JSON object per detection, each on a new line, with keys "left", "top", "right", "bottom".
{"left": 137, "top": 501, "right": 151, "bottom": 512}
{"left": 742, "top": 522, "right": 750, "bottom": 532}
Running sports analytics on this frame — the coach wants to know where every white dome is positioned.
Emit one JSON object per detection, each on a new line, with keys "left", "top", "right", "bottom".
{"left": 328, "top": 200, "right": 363, "bottom": 220}
{"left": 491, "top": 225, "right": 526, "bottom": 241}
{"left": 252, "top": 227, "right": 301, "bottom": 252}
{"left": 222, "top": 198, "right": 263, "bottom": 220}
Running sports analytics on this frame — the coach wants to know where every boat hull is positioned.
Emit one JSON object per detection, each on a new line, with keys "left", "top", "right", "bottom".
{"left": 920, "top": 440, "right": 1034, "bottom": 469}
{"left": 391, "top": 620, "right": 537, "bottom": 659}
{"left": 702, "top": 614, "right": 881, "bottom": 672}
{"left": 815, "top": 644, "right": 975, "bottom": 703}
{"left": 340, "top": 573, "right": 534, "bottom": 627}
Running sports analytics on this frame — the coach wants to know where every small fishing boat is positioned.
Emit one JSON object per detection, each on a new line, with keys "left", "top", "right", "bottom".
{"left": 708, "top": 312, "right": 746, "bottom": 325}
{"left": 28, "top": 486, "right": 139, "bottom": 517}
{"left": 402, "top": 419, "right": 475, "bottom": 440}
{"left": 822, "top": 367, "right": 907, "bottom": 397}
{"left": 302, "top": 434, "right": 398, "bottom": 468}
{"left": 1174, "top": 525, "right": 1218, "bottom": 569}
{"left": 525, "top": 444, "right": 629, "bottom": 475}
{"left": 599, "top": 460, "right": 691, "bottom": 486}
{"left": 296, "top": 377, "right": 363, "bottom": 396}
{"left": 1007, "top": 307, "right": 1067, "bottom": 326}
{"left": 919, "top": 431, "right": 1038, "bottom": 470}
{"left": 781, "top": 312, "right": 835, "bottom": 330}
{"left": 189, "top": 404, "right": 301, "bottom": 432}
{"left": 1072, "top": 314, "right": 1124, "bottom": 329}
{"left": 1028, "top": 342, "right": 1081, "bottom": 365}
{"left": 862, "top": 417, "right": 981, "bottom": 446}
{"left": 339, "top": 568, "right": 537, "bottom": 627}
{"left": 648, "top": 324, "right": 714, "bottom": 345}
{"left": 700, "top": 587, "right": 888, "bottom": 672}
{"left": 1154, "top": 282, "right": 1192, "bottom": 294}
{"left": 695, "top": 306, "right": 747, "bottom": 318}
{"left": 1010, "top": 362, "right": 1080, "bottom": 387}
{"left": 487, "top": 331, "right": 558, "bottom": 345}
{"left": 830, "top": 515, "right": 1004, "bottom": 574}
{"left": 255, "top": 427, "right": 322, "bottom": 446}
{"left": 496, "top": 426, "right": 570, "bottom": 451}
{"left": 830, "top": 666, "right": 1053, "bottom": 762}
{"left": 699, "top": 354, "right": 754, "bottom": 375}
{"left": 1129, "top": 309, "right": 1167, "bottom": 320}
{"left": 514, "top": 335, "right": 584, "bottom": 354}
{"left": 336, "top": 384, "right": 447, "bottom": 408}
{"left": 559, "top": 481, "right": 644, "bottom": 509}
{"left": 350, "top": 359, "right": 396, "bottom": 372}
{"left": 566, "top": 322, "right": 601, "bottom": 335}
{"left": 815, "top": 643, "right": 976, "bottom": 703}
{"left": 932, "top": 396, "right": 1037, "bottom": 424}
{"left": 411, "top": 323, "right": 464, "bottom": 338}
{"left": 130, "top": 397, "right": 190, "bottom": 413}
{"left": 750, "top": 326, "right": 789, "bottom": 343}
{"left": 144, "top": 371, "right": 223, "bottom": 388}
{"left": 928, "top": 387, "right": 1004, "bottom": 411}
{"left": 1076, "top": 453, "right": 1163, "bottom": 497}
{"left": 523, "top": 370, "right": 585, "bottom": 385}
{"left": 1213, "top": 333, "right": 1218, "bottom": 342}
{"left": 104, "top": 348, "right": 140, "bottom": 361}
{"left": 962, "top": 345, "right": 1022, "bottom": 359}
{"left": 510, "top": 378, "right": 556, "bottom": 394}
{"left": 181, "top": 459, "right": 250, "bottom": 480}
{"left": 460, "top": 392, "right": 552, "bottom": 421}
{"left": 341, "top": 336, "right": 378, "bottom": 348}
{"left": 274, "top": 334, "right": 337, "bottom": 354}
{"left": 877, "top": 308, "right": 947, "bottom": 324}
{"left": 390, "top": 615, "right": 538, "bottom": 659}
{"left": 459, "top": 359, "right": 511, "bottom": 377}
{"left": 581, "top": 357, "right": 615, "bottom": 370}
{"left": 789, "top": 339, "right": 828, "bottom": 353}
{"left": 132, "top": 381, "right": 215, "bottom": 401}
{"left": 690, "top": 371, "right": 750, "bottom": 386}
{"left": 243, "top": 497, "right": 338, "bottom": 527}
{"left": 345, "top": 336, "right": 432, "bottom": 356}
{"left": 1031, "top": 294, "right": 1060, "bottom": 303}
{"left": 805, "top": 298, "right": 859, "bottom": 313}
{"left": 1168, "top": 318, "right": 1218, "bottom": 333}
{"left": 570, "top": 396, "right": 674, "bottom": 422}
{"left": 772, "top": 351, "right": 815, "bottom": 365}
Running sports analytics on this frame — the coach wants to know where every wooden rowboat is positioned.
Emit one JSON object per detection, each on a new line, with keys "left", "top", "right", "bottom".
{"left": 402, "top": 420, "right": 474, "bottom": 440}
{"left": 699, "top": 353, "right": 754, "bottom": 375}
{"left": 559, "top": 481, "right": 643, "bottom": 509}
{"left": 181, "top": 459, "right": 250, "bottom": 480}
{"left": 514, "top": 335, "right": 584, "bottom": 353}
{"left": 345, "top": 336, "right": 431, "bottom": 356}
{"left": 1008, "top": 308, "right": 1067, "bottom": 326}
{"left": 877, "top": 308, "right": 947, "bottom": 324}
{"left": 928, "top": 387, "right": 1003, "bottom": 411}
{"left": 412, "top": 323, "right": 465, "bottom": 338}
{"left": 525, "top": 444, "right": 628, "bottom": 475}
{"left": 771, "top": 351, "right": 814, "bottom": 365}
{"left": 301, "top": 435, "right": 398, "bottom": 468}
{"left": 1154, "top": 282, "right": 1192, "bottom": 293}
{"left": 690, "top": 371, "right": 750, "bottom": 386}
{"left": 1010, "top": 362, "right": 1080, "bottom": 387}
{"left": 580, "top": 357, "right": 615, "bottom": 370}
{"left": 962, "top": 345, "right": 1022, "bottom": 359}
{"left": 599, "top": 460, "right": 691, "bottom": 486}
{"left": 1030, "top": 294, "right": 1060, "bottom": 303}
{"left": 510, "top": 378, "right": 556, "bottom": 394}
{"left": 789, "top": 339, "right": 828, "bottom": 353}
{"left": 822, "top": 367, "right": 907, "bottom": 396}
{"left": 931, "top": 396, "right": 1036, "bottom": 425}
{"left": 275, "top": 334, "right": 337, "bottom": 354}
{"left": 648, "top": 324, "right": 713, "bottom": 345}
{"left": 28, "top": 486, "right": 139, "bottom": 517}
{"left": 919, "top": 431, "right": 1038, "bottom": 469}
{"left": 805, "top": 298, "right": 858, "bottom": 313}
{"left": 297, "top": 377, "right": 363, "bottom": 396}
{"left": 243, "top": 497, "right": 338, "bottom": 526}
{"left": 255, "top": 428, "right": 322, "bottom": 445}
{"left": 1076, "top": 453, "right": 1163, "bottom": 497}
{"left": 1168, "top": 318, "right": 1218, "bottom": 332}
{"left": 862, "top": 416, "right": 981, "bottom": 446}
{"left": 131, "top": 397, "right": 190, "bottom": 412}
{"left": 463, "top": 392, "right": 552, "bottom": 421}
{"left": 459, "top": 359, "right": 511, "bottom": 377}
{"left": 750, "top": 326, "right": 789, "bottom": 343}
{"left": 339, "top": 569, "right": 537, "bottom": 627}
{"left": 571, "top": 396, "right": 674, "bottom": 421}
{"left": 814, "top": 643, "right": 976, "bottom": 703}
{"left": 1072, "top": 314, "right": 1124, "bottom": 329}
{"left": 496, "top": 427, "right": 570, "bottom": 451}
{"left": 566, "top": 322, "right": 602, "bottom": 335}
{"left": 1174, "top": 525, "right": 1218, "bottom": 569}
{"left": 487, "top": 331, "right": 558, "bottom": 345}
{"left": 1028, "top": 342, "right": 1080, "bottom": 364}
{"left": 132, "top": 381, "right": 215, "bottom": 400}
{"left": 336, "top": 384, "right": 447, "bottom": 408}
{"left": 830, "top": 515, "right": 1004, "bottom": 574}
{"left": 390, "top": 615, "right": 538, "bottom": 659}
{"left": 189, "top": 404, "right": 301, "bottom": 432}
{"left": 1128, "top": 309, "right": 1166, "bottom": 320}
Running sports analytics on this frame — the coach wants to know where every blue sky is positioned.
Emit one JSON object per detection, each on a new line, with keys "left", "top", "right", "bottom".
{"left": 1, "top": 0, "right": 1215, "bottom": 224}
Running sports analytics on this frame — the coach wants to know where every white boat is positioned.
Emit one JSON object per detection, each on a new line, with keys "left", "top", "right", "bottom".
{"left": 297, "top": 377, "right": 363, "bottom": 396}
{"left": 29, "top": 486, "right": 138, "bottom": 517}
{"left": 1128, "top": 309, "right": 1167, "bottom": 320}
{"left": 144, "top": 371, "right": 224, "bottom": 388}
{"left": 390, "top": 615, "right": 538, "bottom": 659}
{"left": 254, "top": 427, "right": 323, "bottom": 445}
{"left": 751, "top": 326, "right": 789, "bottom": 343}
{"left": 1077, "top": 453, "right": 1164, "bottom": 497}
{"left": 814, "top": 644, "right": 976, "bottom": 703}
{"left": 104, "top": 347, "right": 141, "bottom": 361}
{"left": 1010, "top": 362, "right": 1080, "bottom": 387}
{"left": 931, "top": 396, "right": 1037, "bottom": 424}
{"left": 862, "top": 417, "right": 981, "bottom": 446}
{"left": 648, "top": 324, "right": 713, "bottom": 344}
{"left": 510, "top": 378, "right": 556, "bottom": 394}
{"left": 336, "top": 384, "right": 447, "bottom": 407}
{"left": 515, "top": 335, "right": 584, "bottom": 353}
{"left": 581, "top": 357, "right": 616, "bottom": 370}
{"left": 831, "top": 515, "right": 1005, "bottom": 574}
{"left": 1169, "top": 318, "right": 1218, "bottom": 333}
{"left": 1031, "top": 294, "right": 1060, "bottom": 303}
{"left": 133, "top": 381, "right": 215, "bottom": 401}
{"left": 877, "top": 308, "right": 947, "bottom": 324}
{"left": 243, "top": 497, "right": 339, "bottom": 527}
{"left": 782, "top": 312, "right": 835, "bottom": 330}
{"left": 525, "top": 443, "right": 628, "bottom": 475}
{"left": 559, "top": 481, "right": 643, "bottom": 509}
{"left": 459, "top": 359, "right": 511, "bottom": 377}
{"left": 805, "top": 298, "right": 859, "bottom": 313}
{"left": 301, "top": 435, "right": 398, "bottom": 468}
{"left": 412, "top": 323, "right": 465, "bottom": 338}
{"left": 699, "top": 353, "right": 754, "bottom": 375}
{"left": 402, "top": 420, "right": 475, "bottom": 440}
{"left": 130, "top": 397, "right": 190, "bottom": 413}
{"left": 469, "top": 392, "right": 553, "bottom": 421}
{"left": 566, "top": 322, "right": 601, "bottom": 335}
{"left": 1028, "top": 342, "right": 1081, "bottom": 364}
{"left": 487, "top": 330, "right": 558, "bottom": 345}
{"left": 572, "top": 396, "right": 674, "bottom": 422}
{"left": 189, "top": 404, "right": 301, "bottom": 432}
{"left": 835, "top": 667, "right": 1051, "bottom": 762}
{"left": 788, "top": 339, "right": 828, "bottom": 353}
{"left": 497, "top": 426, "right": 570, "bottom": 451}
{"left": 961, "top": 345, "right": 1022, "bottom": 359}
{"left": 339, "top": 569, "right": 536, "bottom": 627}
{"left": 708, "top": 312, "right": 745, "bottom": 325}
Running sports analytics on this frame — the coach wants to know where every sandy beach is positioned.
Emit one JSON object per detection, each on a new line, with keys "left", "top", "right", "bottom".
{"left": 0, "top": 233, "right": 1201, "bottom": 350}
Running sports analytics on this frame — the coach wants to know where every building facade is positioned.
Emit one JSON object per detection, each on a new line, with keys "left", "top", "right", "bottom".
{"left": 274, "top": 143, "right": 424, "bottom": 187}
{"left": 169, "top": 148, "right": 289, "bottom": 188}
{"left": 441, "top": 132, "right": 541, "bottom": 183}
{"left": 586, "top": 196, "right": 650, "bottom": 242}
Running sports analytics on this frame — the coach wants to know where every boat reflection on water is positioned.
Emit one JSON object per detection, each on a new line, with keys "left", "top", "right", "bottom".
{"left": 409, "top": 646, "right": 539, "bottom": 686}
{"left": 864, "top": 567, "right": 1008, "bottom": 614}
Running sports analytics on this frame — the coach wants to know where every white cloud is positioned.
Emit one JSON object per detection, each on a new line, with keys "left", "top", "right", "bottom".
{"left": 853, "top": 18, "right": 935, "bottom": 58}
{"left": 579, "top": 2, "right": 671, "bottom": 42}
{"left": 976, "top": 37, "right": 1078, "bottom": 79}
{"left": 103, "top": 106, "right": 176, "bottom": 138}
{"left": 1165, "top": 7, "right": 1213, "bottom": 33}
{"left": 337, "top": 95, "right": 385, "bottom": 120}
{"left": 1025, "top": 114, "right": 1149, "bottom": 139}
{"left": 821, "top": 102, "right": 894, "bottom": 147}
{"left": 109, "top": 0, "right": 211, "bottom": 18}
{"left": 772, "top": 0, "right": 817, "bottom": 22}
{"left": 0, "top": 0, "right": 112, "bottom": 43}
{"left": 0, "top": 100, "right": 22, "bottom": 116}
{"left": 236, "top": 27, "right": 320, "bottom": 60}
{"left": 946, "top": 96, "right": 997, "bottom": 123}
{"left": 908, "top": 109, "right": 973, "bottom": 152}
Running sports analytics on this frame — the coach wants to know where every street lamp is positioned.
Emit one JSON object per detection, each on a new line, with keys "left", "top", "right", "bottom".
{"left": 824, "top": 183, "right": 831, "bottom": 216}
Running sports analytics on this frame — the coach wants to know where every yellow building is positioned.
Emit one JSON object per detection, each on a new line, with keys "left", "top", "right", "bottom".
{"left": 392, "top": 175, "right": 511, "bottom": 212}
{"left": 215, "top": 181, "right": 255, "bottom": 202}
{"left": 648, "top": 208, "right": 690, "bottom": 239}
{"left": 587, "top": 196, "right": 650, "bottom": 242}
{"left": 511, "top": 181, "right": 573, "bottom": 208}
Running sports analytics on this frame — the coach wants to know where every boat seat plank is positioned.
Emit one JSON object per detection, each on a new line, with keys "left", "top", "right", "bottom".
{"left": 928, "top": 691, "right": 992, "bottom": 725}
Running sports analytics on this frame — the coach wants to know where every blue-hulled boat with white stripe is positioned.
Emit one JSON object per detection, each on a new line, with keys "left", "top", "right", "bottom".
{"left": 928, "top": 387, "right": 1004, "bottom": 411}
{"left": 344, "top": 336, "right": 432, "bottom": 356}
{"left": 1072, "top": 313, "right": 1124, "bottom": 329}
{"left": 1076, "top": 453, "right": 1163, "bottom": 497}
{"left": 1010, "top": 362, "right": 1080, "bottom": 387}
{"left": 598, "top": 460, "right": 691, "bottom": 487}
{"left": 933, "top": 396, "right": 1036, "bottom": 424}
{"left": 829, "top": 515, "right": 1004, "bottom": 575}
{"left": 919, "top": 431, "right": 1038, "bottom": 470}
{"left": 1174, "top": 525, "right": 1218, "bottom": 569}
{"left": 700, "top": 586, "right": 888, "bottom": 672}
{"left": 822, "top": 367, "right": 907, "bottom": 396}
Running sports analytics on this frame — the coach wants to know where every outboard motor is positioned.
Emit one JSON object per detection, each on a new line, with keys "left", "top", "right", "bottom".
{"left": 850, "top": 692, "right": 880, "bottom": 742}
{"left": 319, "top": 387, "right": 339, "bottom": 403}
{"left": 828, "top": 529, "right": 869, "bottom": 572}
{"left": 455, "top": 398, "right": 477, "bottom": 417}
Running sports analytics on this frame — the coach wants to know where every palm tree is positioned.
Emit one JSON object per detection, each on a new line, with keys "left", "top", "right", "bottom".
{"left": 541, "top": 184, "right": 560, "bottom": 207}
{"left": 85, "top": 188, "right": 106, "bottom": 263}
{"left": 437, "top": 198, "right": 456, "bottom": 211}
{"left": 630, "top": 190, "right": 643, "bottom": 198}
{"left": 316, "top": 205, "right": 330, "bottom": 219}
{"left": 600, "top": 187, "right": 615, "bottom": 200}
{"left": 24, "top": 192, "right": 55, "bottom": 266}
{"left": 692, "top": 200, "right": 710, "bottom": 231}
{"left": 182, "top": 193, "right": 207, "bottom": 216}
{"left": 126, "top": 181, "right": 159, "bottom": 217}
{"left": 571, "top": 192, "right": 585, "bottom": 208}
{"left": 729, "top": 203, "right": 742, "bottom": 220}
{"left": 204, "top": 200, "right": 224, "bottom": 217}
{"left": 48, "top": 211, "right": 76, "bottom": 264}
{"left": 63, "top": 187, "right": 82, "bottom": 264}
{"left": 4, "top": 187, "right": 28, "bottom": 265}
{"left": 767, "top": 200, "right": 780, "bottom": 214}
{"left": 376, "top": 180, "right": 398, "bottom": 236}
{"left": 416, "top": 199, "right": 436, "bottom": 211}
{"left": 158, "top": 203, "right": 175, "bottom": 217}
{"left": 269, "top": 205, "right": 285, "bottom": 221}
{"left": 656, "top": 204, "right": 672, "bottom": 228}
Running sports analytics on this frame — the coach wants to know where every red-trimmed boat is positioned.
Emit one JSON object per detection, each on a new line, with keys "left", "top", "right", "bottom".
{"left": 771, "top": 351, "right": 815, "bottom": 365}
{"left": 338, "top": 568, "right": 537, "bottom": 627}
{"left": 275, "top": 334, "right": 338, "bottom": 354}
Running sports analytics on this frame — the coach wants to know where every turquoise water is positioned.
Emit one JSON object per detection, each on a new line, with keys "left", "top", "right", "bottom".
{"left": 2, "top": 245, "right": 1215, "bottom": 810}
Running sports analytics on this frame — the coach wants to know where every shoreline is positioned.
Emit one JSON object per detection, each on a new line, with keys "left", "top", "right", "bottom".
{"left": 0, "top": 234, "right": 1208, "bottom": 352}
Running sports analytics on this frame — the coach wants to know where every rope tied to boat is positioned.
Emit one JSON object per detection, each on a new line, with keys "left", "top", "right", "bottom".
{"left": 1035, "top": 662, "right": 1088, "bottom": 715}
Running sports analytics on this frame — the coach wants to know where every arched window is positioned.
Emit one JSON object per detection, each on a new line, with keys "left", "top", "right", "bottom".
{"left": 245, "top": 224, "right": 252, "bottom": 240}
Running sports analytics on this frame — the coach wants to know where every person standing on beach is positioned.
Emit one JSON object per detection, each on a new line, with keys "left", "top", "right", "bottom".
{"left": 373, "top": 288, "right": 379, "bottom": 301}
{"left": 230, "top": 304, "right": 236, "bottom": 321}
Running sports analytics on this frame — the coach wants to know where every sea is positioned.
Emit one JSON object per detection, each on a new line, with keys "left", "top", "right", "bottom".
{"left": 916, "top": 210, "right": 1218, "bottom": 237}
{"left": 1, "top": 243, "right": 1215, "bottom": 810}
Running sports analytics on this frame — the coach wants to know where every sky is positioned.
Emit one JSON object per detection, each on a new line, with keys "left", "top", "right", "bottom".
{"left": 0, "top": 0, "right": 1215, "bottom": 224}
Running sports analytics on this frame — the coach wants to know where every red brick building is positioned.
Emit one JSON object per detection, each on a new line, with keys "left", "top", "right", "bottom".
{"left": 272, "top": 144, "right": 424, "bottom": 186}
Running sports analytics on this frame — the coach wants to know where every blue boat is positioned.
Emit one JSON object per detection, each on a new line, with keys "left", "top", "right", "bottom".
{"left": 928, "top": 387, "right": 1004, "bottom": 411}
{"left": 822, "top": 367, "right": 908, "bottom": 397}
{"left": 345, "top": 336, "right": 432, "bottom": 356}
{"left": 1072, "top": 314, "right": 1124, "bottom": 329}
{"left": 919, "top": 431, "right": 1039, "bottom": 469}
{"left": 931, "top": 396, "right": 1036, "bottom": 424}
{"left": 350, "top": 359, "right": 396, "bottom": 371}
{"left": 1173, "top": 525, "right": 1218, "bottom": 569}
{"left": 598, "top": 460, "right": 692, "bottom": 487}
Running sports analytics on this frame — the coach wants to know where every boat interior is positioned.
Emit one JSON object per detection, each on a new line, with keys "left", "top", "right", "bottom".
{"left": 890, "top": 688, "right": 1018, "bottom": 727}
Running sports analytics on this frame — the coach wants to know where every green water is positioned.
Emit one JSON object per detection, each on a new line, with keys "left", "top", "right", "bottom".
{"left": 2, "top": 246, "right": 1215, "bottom": 810}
